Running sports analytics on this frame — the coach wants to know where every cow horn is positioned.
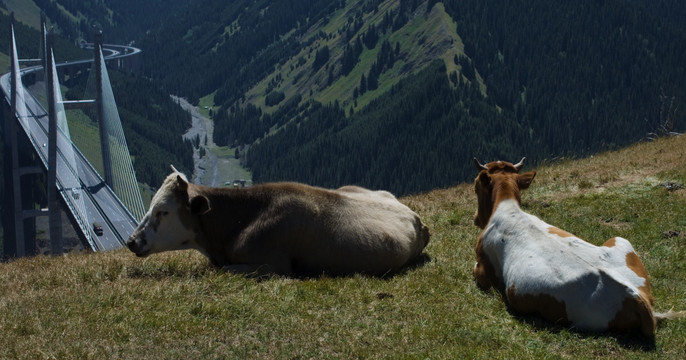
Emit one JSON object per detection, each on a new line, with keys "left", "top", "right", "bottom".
{"left": 170, "top": 164, "right": 179, "bottom": 173}
{"left": 513, "top": 157, "right": 526, "bottom": 170}
{"left": 473, "top": 157, "right": 487, "bottom": 171}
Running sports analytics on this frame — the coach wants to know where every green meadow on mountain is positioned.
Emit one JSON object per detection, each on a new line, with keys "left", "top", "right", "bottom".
{"left": 134, "top": 0, "right": 686, "bottom": 195}
{"left": 2, "top": 0, "right": 685, "bottom": 194}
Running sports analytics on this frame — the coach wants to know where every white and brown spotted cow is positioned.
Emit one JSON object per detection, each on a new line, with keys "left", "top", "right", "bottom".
{"left": 127, "top": 167, "right": 430, "bottom": 276}
{"left": 471, "top": 157, "right": 683, "bottom": 337}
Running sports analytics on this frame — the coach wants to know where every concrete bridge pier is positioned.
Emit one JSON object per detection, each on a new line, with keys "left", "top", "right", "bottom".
{"left": 46, "top": 31, "right": 63, "bottom": 255}
{"left": 2, "top": 14, "right": 45, "bottom": 258}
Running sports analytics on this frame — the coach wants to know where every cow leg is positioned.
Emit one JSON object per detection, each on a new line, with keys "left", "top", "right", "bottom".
{"left": 473, "top": 236, "right": 499, "bottom": 291}
{"left": 473, "top": 261, "right": 493, "bottom": 290}
{"left": 608, "top": 293, "right": 656, "bottom": 337}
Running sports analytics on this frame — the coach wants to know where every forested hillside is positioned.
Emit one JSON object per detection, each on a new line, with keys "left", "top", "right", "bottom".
{"left": 8, "top": 0, "right": 187, "bottom": 43}
{"left": 137, "top": 0, "right": 345, "bottom": 105}
{"left": 442, "top": 0, "right": 686, "bottom": 159}
{"left": 63, "top": 71, "right": 194, "bottom": 187}
{"left": 134, "top": 0, "right": 686, "bottom": 195}
{"left": 0, "top": 10, "right": 88, "bottom": 65}
{"left": 627, "top": 0, "right": 686, "bottom": 35}
{"left": 5, "top": 0, "right": 686, "bottom": 196}
{"left": 247, "top": 61, "right": 518, "bottom": 194}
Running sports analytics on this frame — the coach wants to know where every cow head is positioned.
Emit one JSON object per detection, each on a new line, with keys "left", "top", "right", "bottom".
{"left": 473, "top": 157, "right": 536, "bottom": 228}
{"left": 127, "top": 166, "right": 210, "bottom": 257}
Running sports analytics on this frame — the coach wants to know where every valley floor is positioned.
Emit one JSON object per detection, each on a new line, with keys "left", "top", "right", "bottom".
{"left": 172, "top": 96, "right": 252, "bottom": 187}
{"left": 173, "top": 95, "right": 220, "bottom": 186}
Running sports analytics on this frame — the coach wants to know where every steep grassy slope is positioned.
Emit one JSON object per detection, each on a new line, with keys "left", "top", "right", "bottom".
{"left": 244, "top": 1, "right": 473, "bottom": 114}
{"left": 1, "top": 135, "right": 684, "bottom": 359}
{"left": 204, "top": 0, "right": 686, "bottom": 196}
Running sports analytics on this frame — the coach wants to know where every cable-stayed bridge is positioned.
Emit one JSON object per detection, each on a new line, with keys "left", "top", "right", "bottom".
{"left": 2, "top": 14, "right": 145, "bottom": 257}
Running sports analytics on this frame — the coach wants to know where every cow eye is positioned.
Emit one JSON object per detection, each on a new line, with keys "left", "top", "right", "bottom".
{"left": 156, "top": 211, "right": 169, "bottom": 218}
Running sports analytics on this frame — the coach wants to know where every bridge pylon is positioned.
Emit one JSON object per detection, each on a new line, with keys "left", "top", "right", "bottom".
{"left": 3, "top": 16, "right": 144, "bottom": 259}
{"left": 40, "top": 12, "right": 47, "bottom": 73}
{"left": 93, "top": 30, "right": 114, "bottom": 189}
{"left": 46, "top": 31, "right": 63, "bottom": 255}
{"left": 3, "top": 14, "right": 45, "bottom": 258}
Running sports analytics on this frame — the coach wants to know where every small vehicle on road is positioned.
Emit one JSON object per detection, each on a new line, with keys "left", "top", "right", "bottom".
{"left": 93, "top": 222, "right": 103, "bottom": 236}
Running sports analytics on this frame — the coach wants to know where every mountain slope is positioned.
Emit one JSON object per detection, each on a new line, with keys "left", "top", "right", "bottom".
{"left": 241, "top": 1, "right": 472, "bottom": 114}
{"left": 10, "top": 0, "right": 685, "bottom": 196}
{"left": 246, "top": 60, "right": 516, "bottom": 194}
{"left": 2, "top": 0, "right": 187, "bottom": 43}
{"left": 134, "top": 0, "right": 686, "bottom": 195}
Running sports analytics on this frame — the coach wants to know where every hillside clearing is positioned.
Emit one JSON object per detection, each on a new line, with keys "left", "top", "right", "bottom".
{"left": 1, "top": 135, "right": 685, "bottom": 359}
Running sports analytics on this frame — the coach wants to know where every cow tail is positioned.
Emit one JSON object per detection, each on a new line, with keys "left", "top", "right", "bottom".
{"left": 654, "top": 309, "right": 686, "bottom": 322}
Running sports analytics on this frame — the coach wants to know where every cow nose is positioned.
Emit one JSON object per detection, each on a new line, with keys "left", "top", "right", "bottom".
{"left": 126, "top": 236, "right": 137, "bottom": 251}
{"left": 127, "top": 233, "right": 145, "bottom": 251}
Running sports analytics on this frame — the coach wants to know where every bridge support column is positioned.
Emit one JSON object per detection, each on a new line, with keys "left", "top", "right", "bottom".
{"left": 7, "top": 15, "right": 25, "bottom": 257}
{"left": 3, "top": 14, "right": 44, "bottom": 258}
{"left": 46, "top": 31, "right": 63, "bottom": 255}
{"left": 40, "top": 12, "right": 47, "bottom": 77}
{"left": 94, "top": 30, "right": 114, "bottom": 189}
{"left": 3, "top": 102, "right": 42, "bottom": 258}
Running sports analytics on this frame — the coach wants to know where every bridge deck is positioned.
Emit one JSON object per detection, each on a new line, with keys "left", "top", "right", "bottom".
{"left": 1, "top": 44, "right": 143, "bottom": 252}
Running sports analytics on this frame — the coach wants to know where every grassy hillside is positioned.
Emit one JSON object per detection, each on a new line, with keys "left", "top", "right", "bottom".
{"left": 1, "top": 135, "right": 685, "bottom": 359}
{"left": 244, "top": 1, "right": 473, "bottom": 114}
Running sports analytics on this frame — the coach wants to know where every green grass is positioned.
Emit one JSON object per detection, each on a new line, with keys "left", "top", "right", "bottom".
{"left": 197, "top": 92, "right": 217, "bottom": 119}
{"left": 139, "top": 183, "right": 154, "bottom": 209}
{"left": 190, "top": 92, "right": 253, "bottom": 185}
{"left": 207, "top": 145, "right": 252, "bottom": 186}
{"left": 66, "top": 109, "right": 153, "bottom": 211}
{"left": 243, "top": 0, "right": 475, "bottom": 117}
{"left": 1, "top": 136, "right": 686, "bottom": 358}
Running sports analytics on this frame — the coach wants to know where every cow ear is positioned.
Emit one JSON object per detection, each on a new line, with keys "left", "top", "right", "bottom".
{"left": 175, "top": 175, "right": 188, "bottom": 192}
{"left": 478, "top": 171, "right": 491, "bottom": 187}
{"left": 517, "top": 170, "right": 536, "bottom": 190}
{"left": 190, "top": 195, "right": 211, "bottom": 215}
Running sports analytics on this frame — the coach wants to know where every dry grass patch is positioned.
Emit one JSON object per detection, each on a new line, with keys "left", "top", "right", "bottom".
{"left": 529, "top": 136, "right": 686, "bottom": 200}
{"left": 1, "top": 136, "right": 685, "bottom": 359}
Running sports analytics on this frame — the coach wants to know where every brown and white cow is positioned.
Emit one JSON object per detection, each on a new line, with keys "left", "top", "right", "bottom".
{"left": 127, "top": 167, "right": 431, "bottom": 276}
{"left": 471, "top": 157, "right": 682, "bottom": 337}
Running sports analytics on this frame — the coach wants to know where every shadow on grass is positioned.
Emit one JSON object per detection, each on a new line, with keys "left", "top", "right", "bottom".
{"left": 510, "top": 312, "right": 657, "bottom": 351}
{"left": 475, "top": 285, "right": 658, "bottom": 351}
{"left": 384, "top": 252, "right": 433, "bottom": 278}
{"left": 124, "top": 251, "right": 432, "bottom": 282}
{"left": 291, "top": 252, "right": 433, "bottom": 280}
